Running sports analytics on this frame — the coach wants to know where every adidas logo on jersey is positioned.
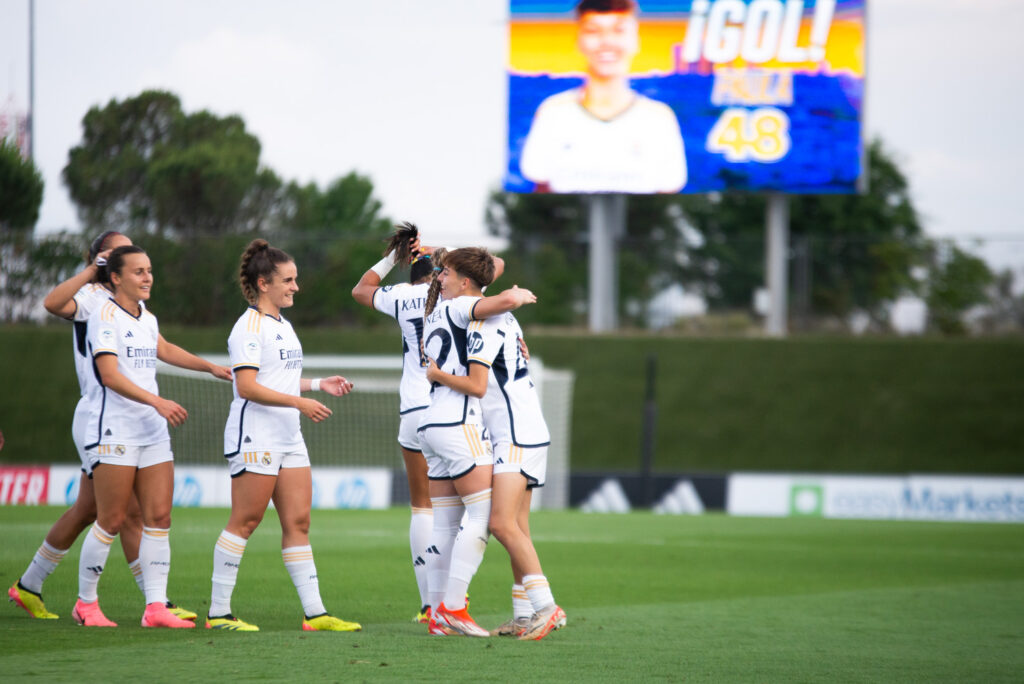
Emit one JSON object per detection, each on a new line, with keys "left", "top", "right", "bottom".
{"left": 495, "top": 457, "right": 504, "bottom": 464}
{"left": 124, "top": 331, "right": 134, "bottom": 338}
{"left": 425, "top": 545, "right": 440, "bottom": 555}
{"left": 276, "top": 334, "right": 283, "bottom": 340}
{"left": 104, "top": 429, "right": 113, "bottom": 436}
{"left": 244, "top": 436, "right": 252, "bottom": 444}
{"left": 414, "top": 555, "right": 426, "bottom": 567}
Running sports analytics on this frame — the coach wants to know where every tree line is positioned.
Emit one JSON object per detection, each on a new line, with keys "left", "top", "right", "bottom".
{"left": 1, "top": 89, "right": 1014, "bottom": 333}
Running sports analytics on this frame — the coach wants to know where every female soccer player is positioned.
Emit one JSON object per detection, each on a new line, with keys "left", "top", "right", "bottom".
{"left": 426, "top": 301, "right": 566, "bottom": 641}
{"left": 75, "top": 245, "right": 230, "bottom": 628}
{"left": 8, "top": 232, "right": 196, "bottom": 624}
{"left": 206, "top": 239, "right": 360, "bottom": 633}
{"left": 418, "top": 248, "right": 535, "bottom": 637}
{"left": 351, "top": 223, "right": 506, "bottom": 624}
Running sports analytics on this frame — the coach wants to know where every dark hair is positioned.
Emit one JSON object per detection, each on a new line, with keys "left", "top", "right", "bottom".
{"left": 87, "top": 230, "right": 125, "bottom": 264}
{"left": 423, "top": 247, "right": 495, "bottom": 317}
{"left": 239, "top": 239, "right": 293, "bottom": 306}
{"left": 410, "top": 253, "right": 433, "bottom": 284}
{"left": 385, "top": 221, "right": 419, "bottom": 263}
{"left": 105, "top": 245, "right": 147, "bottom": 289}
{"left": 576, "top": 0, "right": 636, "bottom": 16}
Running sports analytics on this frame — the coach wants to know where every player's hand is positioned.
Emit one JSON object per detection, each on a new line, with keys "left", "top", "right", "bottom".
{"left": 93, "top": 247, "right": 114, "bottom": 268}
{"left": 408, "top": 237, "right": 421, "bottom": 262}
{"left": 425, "top": 359, "right": 442, "bottom": 383}
{"left": 320, "top": 375, "right": 354, "bottom": 397}
{"left": 156, "top": 398, "right": 188, "bottom": 427}
{"left": 297, "top": 397, "right": 332, "bottom": 423}
{"left": 209, "top": 364, "right": 232, "bottom": 381}
{"left": 506, "top": 285, "right": 537, "bottom": 308}
{"left": 519, "top": 336, "right": 531, "bottom": 362}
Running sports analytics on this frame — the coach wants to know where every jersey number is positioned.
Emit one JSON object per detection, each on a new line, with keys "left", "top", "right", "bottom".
{"left": 408, "top": 318, "right": 428, "bottom": 367}
{"left": 425, "top": 328, "right": 452, "bottom": 370}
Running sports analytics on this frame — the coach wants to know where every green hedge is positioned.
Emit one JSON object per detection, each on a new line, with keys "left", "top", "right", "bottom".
{"left": 2, "top": 324, "right": 1022, "bottom": 474}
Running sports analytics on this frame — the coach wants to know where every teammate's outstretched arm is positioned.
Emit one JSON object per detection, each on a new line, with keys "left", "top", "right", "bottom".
{"left": 156, "top": 336, "right": 231, "bottom": 381}
{"left": 471, "top": 285, "right": 537, "bottom": 320}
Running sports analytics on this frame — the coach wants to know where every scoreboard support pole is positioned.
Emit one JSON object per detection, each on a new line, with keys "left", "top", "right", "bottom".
{"left": 765, "top": 193, "right": 790, "bottom": 337}
{"left": 587, "top": 193, "right": 626, "bottom": 332}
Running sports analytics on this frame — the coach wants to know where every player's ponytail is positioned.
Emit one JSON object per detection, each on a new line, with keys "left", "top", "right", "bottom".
{"left": 423, "top": 248, "right": 448, "bottom": 317}
{"left": 385, "top": 221, "right": 419, "bottom": 263}
{"left": 239, "top": 239, "right": 292, "bottom": 307}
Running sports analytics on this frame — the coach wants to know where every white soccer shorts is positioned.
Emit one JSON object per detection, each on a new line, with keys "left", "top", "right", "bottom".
{"left": 72, "top": 398, "right": 93, "bottom": 475}
{"left": 397, "top": 410, "right": 424, "bottom": 451}
{"left": 493, "top": 442, "right": 547, "bottom": 488}
{"left": 88, "top": 440, "right": 173, "bottom": 471}
{"left": 419, "top": 423, "right": 492, "bottom": 480}
{"left": 227, "top": 446, "right": 311, "bottom": 477}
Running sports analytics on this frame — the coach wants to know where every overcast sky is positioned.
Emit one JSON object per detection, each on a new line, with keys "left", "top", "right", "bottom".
{"left": 2, "top": 0, "right": 1022, "bottom": 261}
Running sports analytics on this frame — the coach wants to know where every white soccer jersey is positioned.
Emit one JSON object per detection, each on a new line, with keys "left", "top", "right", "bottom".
{"left": 418, "top": 296, "right": 483, "bottom": 430}
{"left": 71, "top": 283, "right": 118, "bottom": 396}
{"left": 84, "top": 298, "right": 167, "bottom": 448}
{"left": 520, "top": 89, "right": 687, "bottom": 194}
{"left": 372, "top": 282, "right": 431, "bottom": 414}
{"left": 223, "top": 307, "right": 306, "bottom": 455}
{"left": 464, "top": 306, "right": 551, "bottom": 448}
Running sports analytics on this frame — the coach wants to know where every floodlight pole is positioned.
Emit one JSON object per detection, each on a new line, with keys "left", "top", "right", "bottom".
{"left": 587, "top": 193, "right": 625, "bottom": 332}
{"left": 765, "top": 193, "right": 789, "bottom": 337}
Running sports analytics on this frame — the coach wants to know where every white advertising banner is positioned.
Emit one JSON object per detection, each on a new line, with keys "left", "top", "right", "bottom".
{"left": 45, "top": 465, "right": 392, "bottom": 510}
{"left": 728, "top": 473, "right": 1024, "bottom": 523}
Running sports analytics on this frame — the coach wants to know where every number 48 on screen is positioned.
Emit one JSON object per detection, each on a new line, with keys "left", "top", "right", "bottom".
{"left": 706, "top": 107, "right": 791, "bottom": 163}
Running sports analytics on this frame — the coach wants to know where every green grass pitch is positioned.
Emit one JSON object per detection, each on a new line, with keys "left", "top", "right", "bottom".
{"left": 2, "top": 507, "right": 1023, "bottom": 682}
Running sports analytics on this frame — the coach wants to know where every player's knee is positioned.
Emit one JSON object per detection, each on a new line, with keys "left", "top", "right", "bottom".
{"left": 488, "top": 516, "right": 518, "bottom": 543}
{"left": 237, "top": 511, "right": 265, "bottom": 537}
{"left": 98, "top": 511, "right": 126, "bottom": 535}
{"left": 146, "top": 508, "right": 172, "bottom": 529}
{"left": 282, "top": 512, "right": 310, "bottom": 537}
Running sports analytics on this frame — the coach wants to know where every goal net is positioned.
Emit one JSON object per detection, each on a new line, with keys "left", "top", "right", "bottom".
{"left": 157, "top": 355, "right": 573, "bottom": 509}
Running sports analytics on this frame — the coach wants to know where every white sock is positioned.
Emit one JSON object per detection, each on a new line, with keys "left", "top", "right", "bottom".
{"left": 140, "top": 527, "right": 171, "bottom": 605}
{"left": 426, "top": 496, "right": 463, "bottom": 611}
{"left": 512, "top": 583, "right": 532, "bottom": 620}
{"left": 20, "top": 541, "right": 67, "bottom": 594}
{"left": 282, "top": 546, "right": 326, "bottom": 618}
{"left": 128, "top": 558, "right": 146, "bottom": 596}
{"left": 210, "top": 530, "right": 247, "bottom": 617}
{"left": 410, "top": 506, "right": 433, "bottom": 607}
{"left": 523, "top": 573, "right": 556, "bottom": 613}
{"left": 443, "top": 489, "right": 491, "bottom": 611}
{"left": 78, "top": 524, "right": 115, "bottom": 602}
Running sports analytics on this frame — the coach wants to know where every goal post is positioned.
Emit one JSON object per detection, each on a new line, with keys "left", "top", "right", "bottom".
{"left": 157, "top": 355, "right": 573, "bottom": 509}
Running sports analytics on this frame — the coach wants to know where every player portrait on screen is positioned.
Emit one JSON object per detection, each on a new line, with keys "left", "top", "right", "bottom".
{"left": 519, "top": 0, "right": 687, "bottom": 194}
